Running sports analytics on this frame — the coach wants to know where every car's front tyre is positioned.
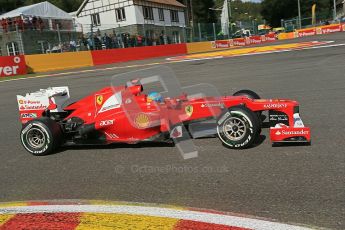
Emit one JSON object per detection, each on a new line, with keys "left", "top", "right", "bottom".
{"left": 217, "top": 106, "right": 260, "bottom": 149}
{"left": 20, "top": 118, "right": 62, "bottom": 156}
{"left": 233, "top": 89, "right": 260, "bottom": 100}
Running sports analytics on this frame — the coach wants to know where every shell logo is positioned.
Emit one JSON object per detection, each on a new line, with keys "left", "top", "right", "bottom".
{"left": 316, "top": 27, "right": 322, "bottom": 35}
{"left": 14, "top": 56, "right": 21, "bottom": 64}
{"left": 135, "top": 113, "right": 151, "bottom": 128}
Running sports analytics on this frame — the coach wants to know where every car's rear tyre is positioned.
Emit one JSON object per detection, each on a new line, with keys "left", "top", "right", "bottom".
{"left": 217, "top": 106, "right": 260, "bottom": 149}
{"left": 233, "top": 89, "right": 260, "bottom": 99}
{"left": 20, "top": 118, "right": 62, "bottom": 156}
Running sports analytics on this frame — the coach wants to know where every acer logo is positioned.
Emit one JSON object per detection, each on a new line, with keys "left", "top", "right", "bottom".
{"left": 100, "top": 120, "right": 114, "bottom": 127}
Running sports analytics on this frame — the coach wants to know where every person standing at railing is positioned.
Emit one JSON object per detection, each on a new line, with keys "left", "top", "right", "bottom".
{"left": 137, "top": 34, "right": 143, "bottom": 47}
{"left": 6, "top": 18, "right": 12, "bottom": 31}
{"left": 38, "top": 17, "right": 43, "bottom": 31}
{"left": 69, "top": 40, "right": 77, "bottom": 51}
{"left": 32, "top": 16, "right": 37, "bottom": 30}
{"left": 15, "top": 16, "right": 24, "bottom": 32}
{"left": 23, "top": 16, "right": 29, "bottom": 30}
{"left": 1, "top": 18, "right": 7, "bottom": 33}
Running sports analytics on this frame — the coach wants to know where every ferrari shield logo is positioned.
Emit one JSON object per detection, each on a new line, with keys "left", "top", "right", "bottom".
{"left": 185, "top": 105, "right": 193, "bottom": 117}
{"left": 96, "top": 95, "right": 103, "bottom": 105}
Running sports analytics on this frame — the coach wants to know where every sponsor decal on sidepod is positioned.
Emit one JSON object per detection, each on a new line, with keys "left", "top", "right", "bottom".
{"left": 100, "top": 120, "right": 115, "bottom": 127}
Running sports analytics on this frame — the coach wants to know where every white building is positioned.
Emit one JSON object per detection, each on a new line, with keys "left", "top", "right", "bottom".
{"left": 76, "top": 0, "right": 186, "bottom": 44}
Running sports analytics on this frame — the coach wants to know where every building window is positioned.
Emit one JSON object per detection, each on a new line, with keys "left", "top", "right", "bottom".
{"left": 170, "top": 10, "right": 179, "bottom": 22}
{"left": 7, "top": 42, "right": 19, "bottom": 56}
{"left": 143, "top": 6, "right": 154, "bottom": 20}
{"left": 172, "top": 31, "right": 180, "bottom": 43}
{"left": 91, "top": 13, "right": 101, "bottom": 26}
{"left": 158, "top": 8, "right": 164, "bottom": 21}
{"left": 116, "top": 8, "right": 126, "bottom": 22}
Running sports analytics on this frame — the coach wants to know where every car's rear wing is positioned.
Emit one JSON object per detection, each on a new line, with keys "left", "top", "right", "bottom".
{"left": 17, "top": 87, "right": 70, "bottom": 124}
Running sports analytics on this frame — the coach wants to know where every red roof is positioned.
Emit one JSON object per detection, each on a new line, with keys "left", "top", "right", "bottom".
{"left": 142, "top": 0, "right": 186, "bottom": 8}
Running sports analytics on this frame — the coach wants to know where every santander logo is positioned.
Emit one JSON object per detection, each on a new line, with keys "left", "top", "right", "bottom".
{"left": 276, "top": 130, "right": 309, "bottom": 136}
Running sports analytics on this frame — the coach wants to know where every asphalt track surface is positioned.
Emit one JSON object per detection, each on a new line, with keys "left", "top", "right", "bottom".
{"left": 0, "top": 33, "right": 344, "bottom": 229}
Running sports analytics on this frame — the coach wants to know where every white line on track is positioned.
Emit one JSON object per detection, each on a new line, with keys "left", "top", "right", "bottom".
{"left": 0, "top": 205, "right": 313, "bottom": 230}
{"left": 1, "top": 41, "right": 344, "bottom": 84}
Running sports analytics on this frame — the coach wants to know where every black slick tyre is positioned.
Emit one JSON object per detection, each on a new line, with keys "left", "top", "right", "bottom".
{"left": 217, "top": 106, "right": 260, "bottom": 149}
{"left": 20, "top": 118, "right": 62, "bottom": 156}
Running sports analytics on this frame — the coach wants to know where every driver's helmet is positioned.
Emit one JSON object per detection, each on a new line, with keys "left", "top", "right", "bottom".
{"left": 147, "top": 92, "right": 163, "bottom": 103}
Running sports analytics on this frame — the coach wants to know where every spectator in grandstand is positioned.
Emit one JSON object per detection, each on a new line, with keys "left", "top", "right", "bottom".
{"left": 87, "top": 36, "right": 94, "bottom": 50}
{"left": 32, "top": 16, "right": 37, "bottom": 30}
{"left": 94, "top": 36, "right": 102, "bottom": 50}
{"left": 137, "top": 34, "right": 143, "bottom": 47}
{"left": 1, "top": 18, "right": 7, "bottom": 33}
{"left": 6, "top": 18, "right": 13, "bottom": 31}
{"left": 69, "top": 40, "right": 77, "bottom": 51}
{"left": 37, "top": 17, "right": 44, "bottom": 31}
{"left": 15, "top": 16, "right": 24, "bottom": 31}
{"left": 111, "top": 34, "right": 119, "bottom": 48}
{"left": 117, "top": 33, "right": 123, "bottom": 48}
{"left": 103, "top": 33, "right": 112, "bottom": 49}
{"left": 159, "top": 32, "right": 164, "bottom": 45}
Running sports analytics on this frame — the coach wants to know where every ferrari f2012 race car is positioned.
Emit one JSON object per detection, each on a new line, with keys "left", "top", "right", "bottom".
{"left": 17, "top": 69, "right": 311, "bottom": 156}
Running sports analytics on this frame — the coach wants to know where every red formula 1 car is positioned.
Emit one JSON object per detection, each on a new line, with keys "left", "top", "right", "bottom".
{"left": 17, "top": 71, "right": 311, "bottom": 156}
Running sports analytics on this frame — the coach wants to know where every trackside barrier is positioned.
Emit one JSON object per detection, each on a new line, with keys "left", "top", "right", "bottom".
{"left": 278, "top": 32, "right": 297, "bottom": 40}
{"left": 17, "top": 23, "right": 345, "bottom": 74}
{"left": 187, "top": 41, "right": 232, "bottom": 54}
{"left": 0, "top": 55, "right": 27, "bottom": 77}
{"left": 25, "top": 51, "right": 93, "bottom": 73}
{"left": 210, "top": 34, "right": 277, "bottom": 49}
{"left": 91, "top": 44, "right": 187, "bottom": 66}
{"left": 296, "top": 23, "right": 345, "bottom": 37}
{"left": 187, "top": 33, "right": 278, "bottom": 54}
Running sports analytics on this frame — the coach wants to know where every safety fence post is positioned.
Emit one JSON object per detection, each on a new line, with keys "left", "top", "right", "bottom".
{"left": 198, "top": 23, "right": 202, "bottom": 41}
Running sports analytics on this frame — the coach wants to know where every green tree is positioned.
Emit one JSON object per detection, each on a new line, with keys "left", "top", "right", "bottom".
{"left": 0, "top": 0, "right": 24, "bottom": 13}
{"left": 192, "top": 0, "right": 217, "bottom": 22}
{"left": 178, "top": 0, "right": 217, "bottom": 23}
{"left": 261, "top": 0, "right": 333, "bottom": 27}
